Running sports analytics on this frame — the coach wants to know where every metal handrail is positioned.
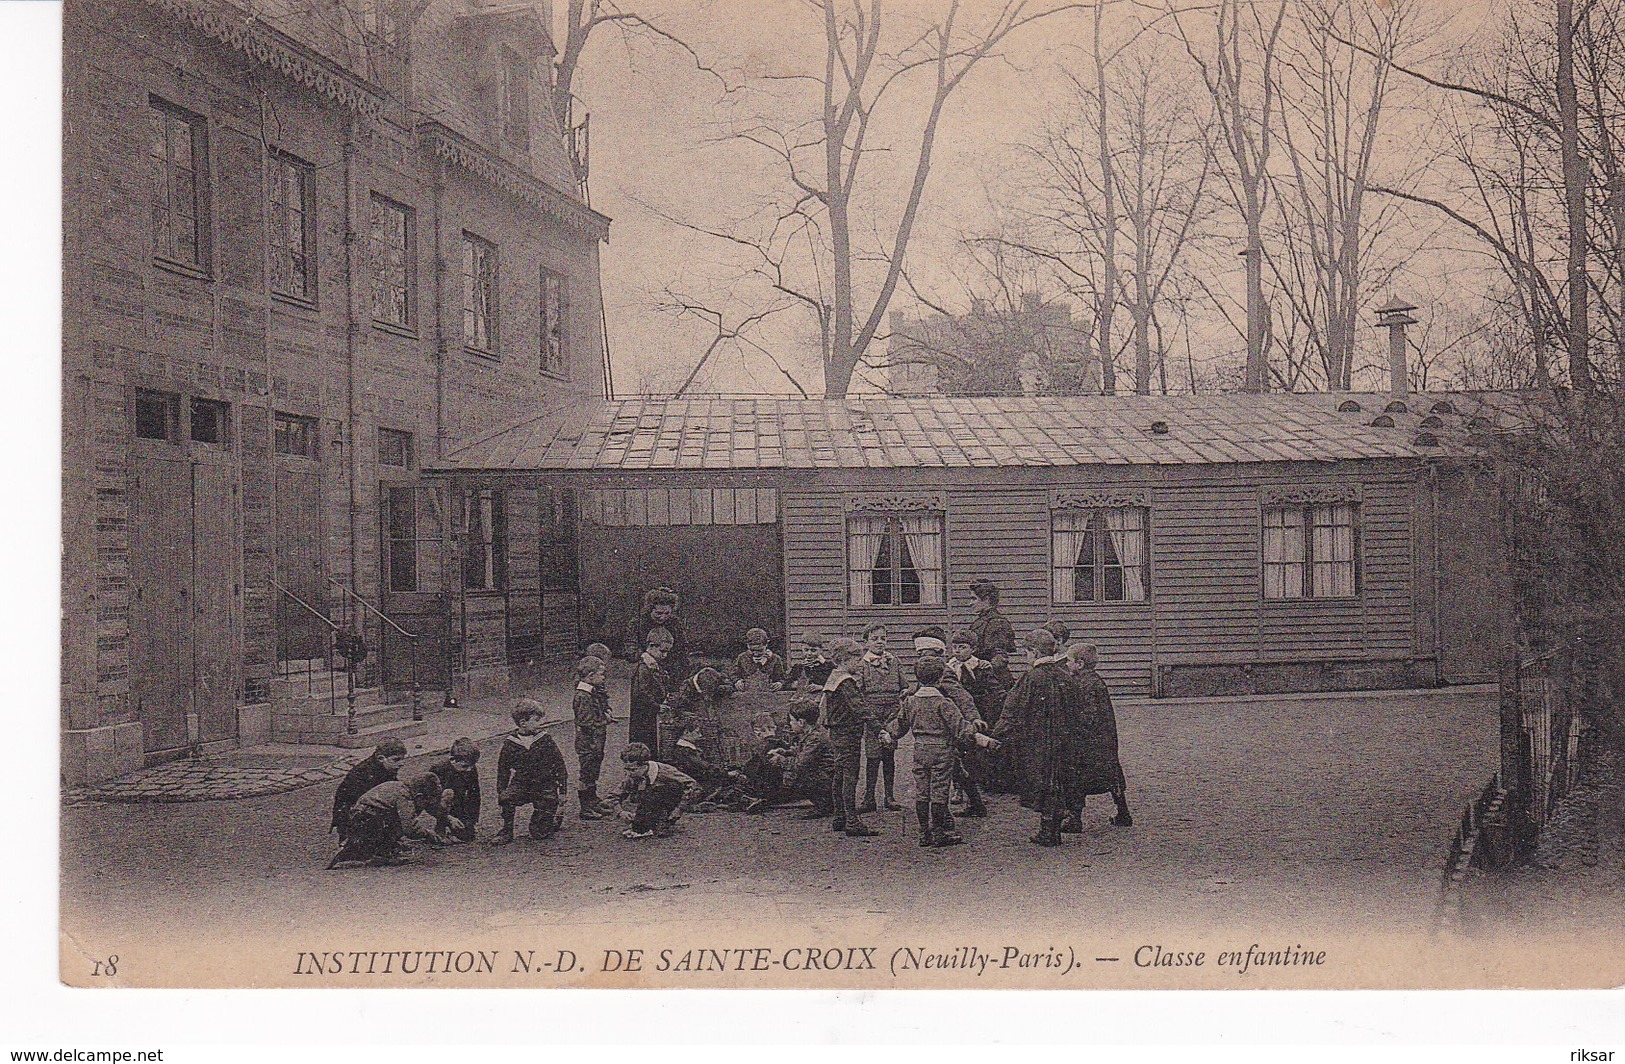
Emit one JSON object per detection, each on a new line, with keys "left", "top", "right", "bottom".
{"left": 271, "top": 579, "right": 343, "bottom": 632}
{"left": 325, "top": 577, "right": 425, "bottom": 723}
{"left": 326, "top": 577, "right": 417, "bottom": 642}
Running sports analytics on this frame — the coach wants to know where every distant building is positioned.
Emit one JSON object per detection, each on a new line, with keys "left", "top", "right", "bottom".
{"left": 62, "top": 0, "right": 610, "bottom": 783}
{"left": 886, "top": 293, "right": 1100, "bottom": 397}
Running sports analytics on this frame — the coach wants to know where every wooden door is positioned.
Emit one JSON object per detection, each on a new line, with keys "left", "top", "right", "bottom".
{"left": 131, "top": 453, "right": 192, "bottom": 753}
{"left": 275, "top": 466, "right": 326, "bottom": 661}
{"left": 1437, "top": 468, "right": 1514, "bottom": 683}
{"left": 379, "top": 483, "right": 451, "bottom": 687}
{"left": 191, "top": 459, "right": 238, "bottom": 741}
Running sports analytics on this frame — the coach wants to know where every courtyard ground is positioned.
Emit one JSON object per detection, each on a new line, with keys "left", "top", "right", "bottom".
{"left": 61, "top": 684, "right": 1616, "bottom": 989}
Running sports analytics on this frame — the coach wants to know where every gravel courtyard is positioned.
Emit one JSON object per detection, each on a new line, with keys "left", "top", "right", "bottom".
{"left": 62, "top": 686, "right": 1527, "bottom": 988}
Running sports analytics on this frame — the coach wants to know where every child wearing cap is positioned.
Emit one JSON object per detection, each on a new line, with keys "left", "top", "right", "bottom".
{"left": 882, "top": 659, "right": 995, "bottom": 848}
{"left": 572, "top": 654, "right": 614, "bottom": 820}
{"left": 492, "top": 699, "right": 569, "bottom": 844}
{"left": 331, "top": 737, "right": 407, "bottom": 844}
{"left": 616, "top": 742, "right": 701, "bottom": 839}
{"left": 428, "top": 738, "right": 482, "bottom": 842}
{"left": 732, "top": 627, "right": 788, "bottom": 692}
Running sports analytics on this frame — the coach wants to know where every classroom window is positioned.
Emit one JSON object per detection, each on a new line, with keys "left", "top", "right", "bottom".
{"left": 501, "top": 48, "right": 531, "bottom": 150}
{"left": 462, "top": 233, "right": 498, "bottom": 354}
{"left": 190, "top": 398, "right": 230, "bottom": 446}
{"left": 369, "top": 194, "right": 414, "bottom": 329}
{"left": 383, "top": 486, "right": 443, "bottom": 595}
{"left": 1263, "top": 503, "right": 1357, "bottom": 599}
{"left": 378, "top": 428, "right": 413, "bottom": 469}
{"left": 540, "top": 487, "right": 578, "bottom": 591}
{"left": 540, "top": 268, "right": 567, "bottom": 375}
{"left": 582, "top": 487, "right": 778, "bottom": 526}
{"left": 149, "top": 98, "right": 208, "bottom": 269}
{"left": 134, "top": 389, "right": 180, "bottom": 441}
{"left": 269, "top": 152, "right": 314, "bottom": 302}
{"left": 463, "top": 489, "right": 507, "bottom": 591}
{"left": 274, "top": 413, "right": 318, "bottom": 458}
{"left": 1052, "top": 507, "right": 1148, "bottom": 603}
{"left": 848, "top": 512, "right": 944, "bottom": 607}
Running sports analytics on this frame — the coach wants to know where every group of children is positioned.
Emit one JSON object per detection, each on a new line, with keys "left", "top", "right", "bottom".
{"left": 326, "top": 617, "right": 1125, "bottom": 866}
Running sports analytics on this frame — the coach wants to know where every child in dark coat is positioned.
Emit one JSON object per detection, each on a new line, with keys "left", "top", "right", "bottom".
{"left": 616, "top": 742, "right": 700, "bottom": 839}
{"left": 492, "top": 699, "right": 569, "bottom": 844}
{"left": 669, "top": 719, "right": 744, "bottom": 804}
{"left": 628, "top": 629, "right": 673, "bottom": 752}
{"left": 427, "top": 737, "right": 481, "bottom": 842}
{"left": 572, "top": 654, "right": 614, "bottom": 820}
{"left": 331, "top": 737, "right": 407, "bottom": 843}
{"left": 327, "top": 770, "right": 445, "bottom": 867}
{"left": 771, "top": 703, "right": 836, "bottom": 818}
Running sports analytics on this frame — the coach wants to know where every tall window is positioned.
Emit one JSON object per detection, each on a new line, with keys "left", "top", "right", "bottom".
{"left": 1052, "top": 507, "right": 1148, "bottom": 603}
{"left": 540, "top": 268, "right": 567, "bottom": 375}
{"left": 134, "top": 389, "right": 180, "bottom": 441}
{"left": 149, "top": 98, "right": 208, "bottom": 269}
{"left": 383, "top": 486, "right": 443, "bottom": 595}
{"left": 501, "top": 48, "right": 531, "bottom": 150}
{"left": 269, "top": 153, "right": 314, "bottom": 302}
{"left": 847, "top": 512, "right": 944, "bottom": 606}
{"left": 370, "top": 194, "right": 414, "bottom": 329}
{"left": 1263, "top": 502, "right": 1358, "bottom": 599}
{"left": 378, "top": 427, "right": 413, "bottom": 469}
{"left": 462, "top": 233, "right": 498, "bottom": 354}
{"left": 463, "top": 489, "right": 506, "bottom": 591}
{"left": 190, "top": 398, "right": 230, "bottom": 446}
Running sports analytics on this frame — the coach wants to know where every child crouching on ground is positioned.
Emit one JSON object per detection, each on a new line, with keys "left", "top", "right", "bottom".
{"left": 428, "top": 738, "right": 481, "bottom": 842}
{"left": 493, "top": 699, "right": 569, "bottom": 844}
{"left": 331, "top": 737, "right": 407, "bottom": 844}
{"left": 616, "top": 742, "right": 700, "bottom": 839}
{"left": 669, "top": 719, "right": 747, "bottom": 808}
{"left": 328, "top": 770, "right": 447, "bottom": 867}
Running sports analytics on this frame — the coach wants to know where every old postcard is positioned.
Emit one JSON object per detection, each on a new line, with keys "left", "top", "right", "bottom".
{"left": 59, "top": 0, "right": 1625, "bottom": 991}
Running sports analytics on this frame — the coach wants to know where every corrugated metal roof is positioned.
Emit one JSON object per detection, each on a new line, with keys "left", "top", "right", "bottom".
{"left": 430, "top": 392, "right": 1527, "bottom": 473}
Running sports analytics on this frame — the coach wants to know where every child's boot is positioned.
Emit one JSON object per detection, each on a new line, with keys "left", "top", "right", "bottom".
{"left": 1030, "top": 815, "right": 1063, "bottom": 847}
{"left": 579, "top": 790, "right": 604, "bottom": 820}
{"left": 962, "top": 779, "right": 988, "bottom": 817}
{"left": 931, "top": 803, "right": 964, "bottom": 846}
{"left": 491, "top": 810, "right": 516, "bottom": 845}
{"left": 915, "top": 801, "right": 934, "bottom": 847}
{"left": 1111, "top": 791, "right": 1134, "bottom": 827}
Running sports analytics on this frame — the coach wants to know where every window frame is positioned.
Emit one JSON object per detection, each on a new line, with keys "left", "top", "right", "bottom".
{"left": 383, "top": 484, "right": 420, "bottom": 594}
{"left": 189, "top": 397, "right": 231, "bottom": 448}
{"left": 540, "top": 267, "right": 568, "bottom": 377}
{"left": 461, "top": 231, "right": 499, "bottom": 356}
{"left": 845, "top": 510, "right": 945, "bottom": 608}
{"left": 273, "top": 412, "right": 320, "bottom": 460}
{"left": 1050, "top": 505, "right": 1150, "bottom": 605}
{"left": 462, "top": 488, "right": 508, "bottom": 592}
{"left": 501, "top": 47, "right": 532, "bottom": 151}
{"left": 134, "top": 388, "right": 181, "bottom": 443}
{"left": 1261, "top": 501, "right": 1361, "bottom": 601}
{"left": 377, "top": 427, "right": 414, "bottom": 470}
{"left": 149, "top": 97, "right": 211, "bottom": 274}
{"left": 268, "top": 150, "right": 316, "bottom": 305}
{"left": 369, "top": 193, "right": 416, "bottom": 333}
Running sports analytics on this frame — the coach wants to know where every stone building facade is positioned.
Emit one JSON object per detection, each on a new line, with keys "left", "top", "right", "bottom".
{"left": 62, "top": 0, "right": 610, "bottom": 783}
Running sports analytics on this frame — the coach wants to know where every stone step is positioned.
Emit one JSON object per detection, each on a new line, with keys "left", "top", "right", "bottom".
{"left": 336, "top": 718, "right": 429, "bottom": 749}
{"left": 274, "top": 686, "right": 388, "bottom": 714}
{"left": 270, "top": 704, "right": 424, "bottom": 747}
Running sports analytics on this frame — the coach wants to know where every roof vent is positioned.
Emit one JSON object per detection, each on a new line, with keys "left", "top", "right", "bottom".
{"left": 1414, "top": 432, "right": 1440, "bottom": 447}
{"left": 1149, "top": 420, "right": 1170, "bottom": 435}
{"left": 1370, "top": 414, "right": 1396, "bottom": 428}
{"left": 1338, "top": 400, "right": 1362, "bottom": 413}
{"left": 1420, "top": 415, "right": 1444, "bottom": 428}
{"left": 1430, "top": 400, "right": 1456, "bottom": 415}
{"left": 1383, "top": 399, "right": 1409, "bottom": 414}
{"left": 1469, "top": 416, "right": 1490, "bottom": 431}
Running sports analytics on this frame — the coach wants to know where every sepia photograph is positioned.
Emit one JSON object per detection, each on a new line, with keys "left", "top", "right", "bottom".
{"left": 53, "top": 0, "right": 1625, "bottom": 994}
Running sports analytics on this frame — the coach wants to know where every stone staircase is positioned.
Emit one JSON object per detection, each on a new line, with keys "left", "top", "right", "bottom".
{"left": 270, "top": 660, "right": 427, "bottom": 748}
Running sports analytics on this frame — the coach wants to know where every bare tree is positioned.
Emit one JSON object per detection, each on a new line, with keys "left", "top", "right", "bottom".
{"left": 1168, "top": 0, "right": 1287, "bottom": 393}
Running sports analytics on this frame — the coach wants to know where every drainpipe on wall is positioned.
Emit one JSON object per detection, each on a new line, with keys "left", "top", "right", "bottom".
{"left": 342, "top": 113, "right": 364, "bottom": 710}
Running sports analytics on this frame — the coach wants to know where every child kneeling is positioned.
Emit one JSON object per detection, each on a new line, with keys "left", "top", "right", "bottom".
{"left": 494, "top": 699, "right": 569, "bottom": 844}
{"left": 617, "top": 742, "right": 699, "bottom": 839}
{"left": 328, "top": 771, "right": 447, "bottom": 867}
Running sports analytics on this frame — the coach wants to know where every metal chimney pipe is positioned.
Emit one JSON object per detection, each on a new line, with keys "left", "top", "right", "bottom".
{"left": 1375, "top": 297, "right": 1419, "bottom": 396}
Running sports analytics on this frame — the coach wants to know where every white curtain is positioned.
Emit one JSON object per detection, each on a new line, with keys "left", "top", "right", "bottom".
{"left": 899, "top": 513, "right": 943, "bottom": 604}
{"left": 848, "top": 516, "right": 887, "bottom": 605}
{"left": 1052, "top": 510, "right": 1090, "bottom": 602}
{"left": 1312, "top": 504, "right": 1355, "bottom": 597}
{"left": 1264, "top": 507, "right": 1305, "bottom": 599}
{"left": 1106, "top": 507, "right": 1147, "bottom": 601}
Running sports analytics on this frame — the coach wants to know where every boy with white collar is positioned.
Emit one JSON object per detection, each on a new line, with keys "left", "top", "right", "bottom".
{"left": 492, "top": 699, "right": 569, "bottom": 844}
{"left": 572, "top": 655, "right": 614, "bottom": 820}
{"left": 628, "top": 629, "right": 673, "bottom": 751}
{"left": 854, "top": 623, "right": 906, "bottom": 813}
{"left": 733, "top": 627, "right": 788, "bottom": 692}
{"left": 617, "top": 742, "right": 700, "bottom": 839}
{"left": 882, "top": 658, "right": 996, "bottom": 847}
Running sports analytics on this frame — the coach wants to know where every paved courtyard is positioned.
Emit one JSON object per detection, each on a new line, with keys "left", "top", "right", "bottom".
{"left": 61, "top": 686, "right": 1517, "bottom": 987}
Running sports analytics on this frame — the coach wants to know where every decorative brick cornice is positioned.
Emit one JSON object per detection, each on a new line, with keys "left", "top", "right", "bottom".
{"left": 1262, "top": 484, "right": 1361, "bottom": 506}
{"left": 418, "top": 120, "right": 611, "bottom": 243}
{"left": 146, "top": 0, "right": 386, "bottom": 119}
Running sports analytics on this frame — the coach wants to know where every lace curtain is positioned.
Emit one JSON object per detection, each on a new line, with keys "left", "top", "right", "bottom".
{"left": 847, "top": 515, "right": 887, "bottom": 605}
{"left": 898, "top": 513, "right": 943, "bottom": 605}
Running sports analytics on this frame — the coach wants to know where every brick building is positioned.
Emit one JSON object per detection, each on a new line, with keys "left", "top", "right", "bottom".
{"left": 62, "top": 0, "right": 610, "bottom": 783}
